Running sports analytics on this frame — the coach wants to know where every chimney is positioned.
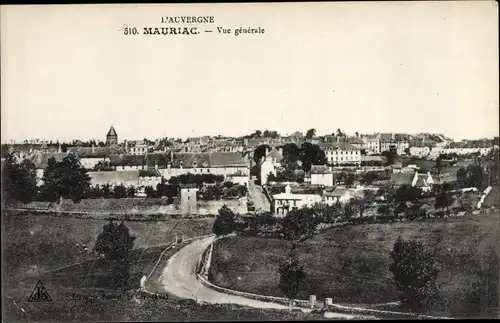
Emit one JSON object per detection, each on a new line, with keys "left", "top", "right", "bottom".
{"left": 391, "top": 133, "right": 395, "bottom": 141}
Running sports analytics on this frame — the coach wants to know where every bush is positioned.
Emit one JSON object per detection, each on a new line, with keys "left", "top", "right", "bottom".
{"left": 212, "top": 205, "right": 236, "bottom": 236}
{"left": 390, "top": 237, "right": 439, "bottom": 313}
{"left": 93, "top": 220, "right": 136, "bottom": 290}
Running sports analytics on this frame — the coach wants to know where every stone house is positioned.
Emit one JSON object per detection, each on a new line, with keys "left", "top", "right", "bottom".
{"left": 310, "top": 165, "right": 334, "bottom": 187}
{"left": 272, "top": 184, "right": 322, "bottom": 217}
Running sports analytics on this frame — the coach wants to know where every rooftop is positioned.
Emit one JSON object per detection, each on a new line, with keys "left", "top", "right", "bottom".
{"left": 310, "top": 165, "right": 332, "bottom": 174}
{"left": 318, "top": 142, "right": 360, "bottom": 151}
{"left": 107, "top": 126, "right": 117, "bottom": 137}
{"left": 88, "top": 170, "right": 139, "bottom": 185}
{"left": 266, "top": 147, "right": 283, "bottom": 162}
{"left": 390, "top": 172, "right": 415, "bottom": 186}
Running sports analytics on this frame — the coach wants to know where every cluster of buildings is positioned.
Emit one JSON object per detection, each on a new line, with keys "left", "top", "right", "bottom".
{"left": 3, "top": 126, "right": 250, "bottom": 190}
{"left": 270, "top": 164, "right": 436, "bottom": 216}
{"left": 3, "top": 126, "right": 497, "bottom": 215}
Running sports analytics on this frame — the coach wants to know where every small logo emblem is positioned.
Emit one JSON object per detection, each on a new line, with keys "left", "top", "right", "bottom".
{"left": 28, "top": 280, "right": 52, "bottom": 302}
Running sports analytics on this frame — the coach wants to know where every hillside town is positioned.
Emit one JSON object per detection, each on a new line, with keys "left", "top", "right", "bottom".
{"left": 1, "top": 126, "right": 498, "bottom": 217}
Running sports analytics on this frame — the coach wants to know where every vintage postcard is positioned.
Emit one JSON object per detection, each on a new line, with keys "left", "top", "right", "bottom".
{"left": 1, "top": 2, "right": 499, "bottom": 321}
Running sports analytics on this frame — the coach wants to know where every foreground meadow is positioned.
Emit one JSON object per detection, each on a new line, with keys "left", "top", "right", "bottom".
{"left": 209, "top": 213, "right": 500, "bottom": 318}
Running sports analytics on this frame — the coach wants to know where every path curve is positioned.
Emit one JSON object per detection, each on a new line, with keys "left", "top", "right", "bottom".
{"left": 159, "top": 235, "right": 290, "bottom": 309}
{"left": 158, "top": 236, "right": 359, "bottom": 318}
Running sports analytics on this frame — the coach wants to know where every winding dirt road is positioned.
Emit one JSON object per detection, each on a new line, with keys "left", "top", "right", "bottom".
{"left": 159, "top": 235, "right": 288, "bottom": 309}
{"left": 158, "top": 236, "right": 357, "bottom": 318}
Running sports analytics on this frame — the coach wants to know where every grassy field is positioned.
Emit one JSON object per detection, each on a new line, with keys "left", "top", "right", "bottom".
{"left": 2, "top": 212, "right": 329, "bottom": 321}
{"left": 2, "top": 211, "right": 254, "bottom": 322}
{"left": 209, "top": 213, "right": 500, "bottom": 318}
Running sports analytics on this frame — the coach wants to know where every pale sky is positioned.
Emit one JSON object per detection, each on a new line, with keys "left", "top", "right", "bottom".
{"left": 1, "top": 2, "right": 498, "bottom": 143}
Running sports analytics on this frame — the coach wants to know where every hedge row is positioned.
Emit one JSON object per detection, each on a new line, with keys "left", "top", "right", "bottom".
{"left": 6, "top": 208, "right": 217, "bottom": 221}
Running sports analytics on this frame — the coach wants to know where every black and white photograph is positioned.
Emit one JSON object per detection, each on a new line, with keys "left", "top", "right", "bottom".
{"left": 1, "top": 2, "right": 499, "bottom": 321}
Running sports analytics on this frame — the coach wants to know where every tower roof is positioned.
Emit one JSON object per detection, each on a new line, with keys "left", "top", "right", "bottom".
{"left": 107, "top": 125, "right": 117, "bottom": 137}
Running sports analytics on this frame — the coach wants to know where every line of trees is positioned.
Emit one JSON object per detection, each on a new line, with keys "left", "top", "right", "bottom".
{"left": 2, "top": 153, "right": 92, "bottom": 205}
{"left": 2, "top": 154, "right": 38, "bottom": 204}
{"left": 455, "top": 149, "right": 499, "bottom": 190}
{"left": 84, "top": 184, "right": 138, "bottom": 199}
{"left": 242, "top": 130, "right": 281, "bottom": 139}
{"left": 211, "top": 204, "right": 445, "bottom": 314}
{"left": 254, "top": 142, "right": 327, "bottom": 173}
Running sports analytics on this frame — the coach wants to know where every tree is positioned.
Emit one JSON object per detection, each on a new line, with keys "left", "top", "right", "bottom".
{"left": 282, "top": 207, "right": 315, "bottom": 246}
{"left": 406, "top": 202, "right": 427, "bottom": 220}
{"left": 434, "top": 157, "right": 443, "bottom": 181}
{"left": 156, "top": 179, "right": 177, "bottom": 200}
{"left": 299, "top": 142, "right": 327, "bottom": 172}
{"left": 94, "top": 220, "right": 136, "bottom": 289}
{"left": 212, "top": 205, "right": 236, "bottom": 236}
{"left": 464, "top": 246, "right": 499, "bottom": 317}
{"left": 381, "top": 150, "right": 397, "bottom": 165}
{"left": 435, "top": 191, "right": 454, "bottom": 214}
{"left": 466, "top": 164, "right": 486, "bottom": 191}
{"left": 113, "top": 184, "right": 127, "bottom": 199}
{"left": 377, "top": 203, "right": 392, "bottom": 219}
{"left": 395, "top": 184, "right": 421, "bottom": 203}
{"left": 357, "top": 190, "right": 376, "bottom": 218}
{"left": 456, "top": 167, "right": 468, "bottom": 188}
{"left": 343, "top": 202, "right": 356, "bottom": 220}
{"left": 485, "top": 148, "right": 499, "bottom": 186}
{"left": 2, "top": 153, "right": 38, "bottom": 204}
{"left": 355, "top": 131, "right": 359, "bottom": 138}
{"left": 336, "top": 128, "right": 343, "bottom": 137}
{"left": 394, "top": 202, "right": 407, "bottom": 217}
{"left": 361, "top": 172, "right": 378, "bottom": 186}
{"left": 253, "top": 144, "right": 271, "bottom": 164}
{"left": 390, "top": 237, "right": 439, "bottom": 313}
{"left": 40, "top": 154, "right": 91, "bottom": 203}
{"left": 126, "top": 186, "right": 136, "bottom": 198}
{"left": 305, "top": 128, "right": 316, "bottom": 139}
{"left": 94, "top": 160, "right": 111, "bottom": 171}
{"left": 280, "top": 143, "right": 300, "bottom": 169}
{"left": 344, "top": 173, "right": 357, "bottom": 188}
{"left": 101, "top": 184, "right": 112, "bottom": 198}
{"left": 144, "top": 185, "right": 156, "bottom": 198}
{"left": 278, "top": 251, "right": 306, "bottom": 311}
{"left": 267, "top": 172, "right": 277, "bottom": 183}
